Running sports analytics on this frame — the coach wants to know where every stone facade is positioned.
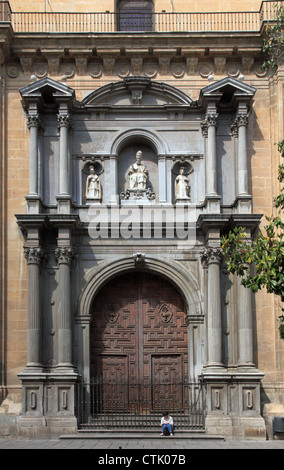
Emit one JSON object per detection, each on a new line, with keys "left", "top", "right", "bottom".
{"left": 0, "top": 0, "right": 283, "bottom": 439}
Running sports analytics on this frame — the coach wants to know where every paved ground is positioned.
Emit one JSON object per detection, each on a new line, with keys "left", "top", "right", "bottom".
{"left": 0, "top": 437, "right": 284, "bottom": 449}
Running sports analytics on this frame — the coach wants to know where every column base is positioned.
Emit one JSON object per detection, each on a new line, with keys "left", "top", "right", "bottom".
{"left": 201, "top": 370, "right": 266, "bottom": 440}
{"left": 56, "top": 195, "right": 73, "bottom": 214}
{"left": 25, "top": 195, "right": 43, "bottom": 214}
{"left": 205, "top": 194, "right": 221, "bottom": 213}
{"left": 233, "top": 194, "right": 252, "bottom": 214}
{"left": 17, "top": 370, "right": 80, "bottom": 438}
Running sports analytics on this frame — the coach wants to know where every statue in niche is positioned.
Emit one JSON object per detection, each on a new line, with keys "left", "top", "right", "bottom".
{"left": 128, "top": 150, "right": 149, "bottom": 190}
{"left": 86, "top": 164, "right": 101, "bottom": 201}
{"left": 174, "top": 164, "right": 193, "bottom": 202}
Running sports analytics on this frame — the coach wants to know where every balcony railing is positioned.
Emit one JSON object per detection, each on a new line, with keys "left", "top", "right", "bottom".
{"left": 0, "top": 1, "right": 283, "bottom": 33}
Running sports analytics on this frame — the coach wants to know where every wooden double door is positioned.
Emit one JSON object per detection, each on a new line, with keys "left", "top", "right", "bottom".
{"left": 91, "top": 272, "right": 188, "bottom": 385}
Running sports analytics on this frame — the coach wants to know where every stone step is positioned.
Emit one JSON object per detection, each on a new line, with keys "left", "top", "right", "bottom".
{"left": 60, "top": 429, "right": 225, "bottom": 440}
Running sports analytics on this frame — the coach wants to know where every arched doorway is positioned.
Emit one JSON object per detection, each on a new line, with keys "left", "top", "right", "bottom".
{"left": 90, "top": 271, "right": 188, "bottom": 383}
{"left": 77, "top": 258, "right": 206, "bottom": 429}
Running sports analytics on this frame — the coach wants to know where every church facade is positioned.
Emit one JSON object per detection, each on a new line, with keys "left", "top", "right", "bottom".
{"left": 0, "top": 0, "right": 283, "bottom": 439}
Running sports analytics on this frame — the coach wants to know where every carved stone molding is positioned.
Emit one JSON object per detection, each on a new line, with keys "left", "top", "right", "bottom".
{"left": 24, "top": 247, "right": 46, "bottom": 265}
{"left": 104, "top": 303, "right": 120, "bottom": 324}
{"left": 201, "top": 247, "right": 223, "bottom": 267}
{"left": 19, "top": 56, "right": 33, "bottom": 76}
{"left": 158, "top": 303, "right": 173, "bottom": 323}
{"left": 57, "top": 114, "right": 72, "bottom": 129}
{"left": 27, "top": 114, "right": 44, "bottom": 130}
{"left": 235, "top": 113, "right": 249, "bottom": 128}
{"left": 133, "top": 252, "right": 145, "bottom": 267}
{"left": 131, "top": 57, "right": 143, "bottom": 75}
{"left": 201, "top": 112, "right": 218, "bottom": 136}
{"left": 214, "top": 57, "right": 226, "bottom": 75}
{"left": 54, "top": 247, "right": 76, "bottom": 265}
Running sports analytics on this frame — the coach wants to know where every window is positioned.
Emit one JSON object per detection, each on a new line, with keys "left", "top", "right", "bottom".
{"left": 117, "top": 0, "right": 154, "bottom": 31}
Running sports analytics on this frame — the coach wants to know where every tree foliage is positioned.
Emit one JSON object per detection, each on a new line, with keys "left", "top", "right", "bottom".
{"left": 222, "top": 144, "right": 284, "bottom": 338}
{"left": 262, "top": 3, "right": 284, "bottom": 70}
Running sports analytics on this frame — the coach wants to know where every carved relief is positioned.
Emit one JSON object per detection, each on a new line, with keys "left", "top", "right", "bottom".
{"left": 131, "top": 57, "right": 143, "bottom": 75}
{"left": 158, "top": 303, "right": 173, "bottom": 323}
{"left": 19, "top": 57, "right": 33, "bottom": 76}
{"left": 88, "top": 62, "right": 103, "bottom": 78}
{"left": 159, "top": 57, "right": 171, "bottom": 75}
{"left": 186, "top": 57, "right": 198, "bottom": 75}
{"left": 104, "top": 303, "right": 120, "bottom": 324}
{"left": 54, "top": 247, "right": 76, "bottom": 265}
{"left": 6, "top": 64, "right": 20, "bottom": 78}
{"left": 143, "top": 61, "right": 157, "bottom": 78}
{"left": 201, "top": 247, "right": 223, "bottom": 267}
{"left": 24, "top": 247, "right": 46, "bottom": 265}
{"left": 117, "top": 61, "right": 130, "bottom": 78}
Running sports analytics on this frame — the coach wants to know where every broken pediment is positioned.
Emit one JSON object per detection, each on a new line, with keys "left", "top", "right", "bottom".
{"left": 200, "top": 77, "right": 256, "bottom": 110}
{"left": 20, "top": 77, "right": 76, "bottom": 111}
{"left": 82, "top": 77, "right": 193, "bottom": 107}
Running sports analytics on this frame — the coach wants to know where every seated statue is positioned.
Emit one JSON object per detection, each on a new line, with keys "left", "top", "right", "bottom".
{"left": 128, "top": 150, "right": 149, "bottom": 190}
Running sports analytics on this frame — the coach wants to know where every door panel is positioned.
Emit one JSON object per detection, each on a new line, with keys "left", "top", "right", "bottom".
{"left": 91, "top": 272, "right": 188, "bottom": 383}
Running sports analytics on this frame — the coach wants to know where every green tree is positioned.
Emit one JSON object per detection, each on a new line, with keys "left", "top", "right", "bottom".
{"left": 262, "top": 2, "right": 284, "bottom": 70}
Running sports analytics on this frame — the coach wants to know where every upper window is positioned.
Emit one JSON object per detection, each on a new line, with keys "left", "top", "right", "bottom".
{"left": 117, "top": 0, "right": 154, "bottom": 31}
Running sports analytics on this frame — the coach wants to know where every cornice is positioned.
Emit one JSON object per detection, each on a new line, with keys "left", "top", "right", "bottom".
{"left": 1, "top": 30, "right": 267, "bottom": 81}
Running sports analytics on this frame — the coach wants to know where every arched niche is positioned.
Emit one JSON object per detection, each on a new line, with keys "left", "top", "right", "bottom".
{"left": 117, "top": 137, "right": 158, "bottom": 202}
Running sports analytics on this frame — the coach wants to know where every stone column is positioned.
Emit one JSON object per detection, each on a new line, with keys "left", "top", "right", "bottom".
{"left": 55, "top": 247, "right": 75, "bottom": 369}
{"left": 109, "top": 154, "right": 118, "bottom": 204}
{"left": 204, "top": 111, "right": 218, "bottom": 196}
{"left": 24, "top": 247, "right": 45, "bottom": 369}
{"left": 158, "top": 155, "right": 167, "bottom": 203}
{"left": 26, "top": 112, "right": 44, "bottom": 213}
{"left": 235, "top": 113, "right": 249, "bottom": 196}
{"left": 57, "top": 112, "right": 72, "bottom": 213}
{"left": 202, "top": 247, "right": 223, "bottom": 370}
{"left": 237, "top": 271, "right": 254, "bottom": 368}
{"left": 57, "top": 113, "right": 72, "bottom": 196}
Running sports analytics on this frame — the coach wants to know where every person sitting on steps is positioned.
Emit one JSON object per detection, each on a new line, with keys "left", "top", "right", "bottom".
{"left": 160, "top": 411, "right": 174, "bottom": 436}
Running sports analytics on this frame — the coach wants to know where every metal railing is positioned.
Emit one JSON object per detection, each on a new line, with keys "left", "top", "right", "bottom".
{"left": 0, "top": 0, "right": 283, "bottom": 33}
{"left": 76, "top": 378, "right": 206, "bottom": 430}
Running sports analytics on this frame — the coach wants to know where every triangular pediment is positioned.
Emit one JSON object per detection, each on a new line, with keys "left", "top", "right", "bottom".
{"left": 82, "top": 78, "right": 193, "bottom": 107}
{"left": 20, "top": 77, "right": 76, "bottom": 110}
{"left": 201, "top": 76, "right": 256, "bottom": 97}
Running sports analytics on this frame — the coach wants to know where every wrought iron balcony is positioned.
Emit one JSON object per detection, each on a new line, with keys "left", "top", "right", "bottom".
{"left": 0, "top": 1, "right": 283, "bottom": 33}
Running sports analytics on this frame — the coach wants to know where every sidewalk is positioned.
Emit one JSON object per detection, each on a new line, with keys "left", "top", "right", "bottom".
{"left": 0, "top": 436, "right": 284, "bottom": 449}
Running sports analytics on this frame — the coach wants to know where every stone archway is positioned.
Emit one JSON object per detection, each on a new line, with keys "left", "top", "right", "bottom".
{"left": 77, "top": 263, "right": 206, "bottom": 427}
{"left": 77, "top": 255, "right": 203, "bottom": 384}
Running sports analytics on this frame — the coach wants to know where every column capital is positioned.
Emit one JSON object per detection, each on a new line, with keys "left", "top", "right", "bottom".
{"left": 204, "top": 112, "right": 219, "bottom": 126}
{"left": 201, "top": 246, "right": 223, "bottom": 268}
{"left": 201, "top": 112, "right": 218, "bottom": 136}
{"left": 24, "top": 246, "right": 46, "bottom": 265}
{"left": 27, "top": 114, "right": 44, "bottom": 130}
{"left": 234, "top": 113, "right": 249, "bottom": 128}
{"left": 57, "top": 113, "right": 72, "bottom": 129}
{"left": 55, "top": 246, "right": 76, "bottom": 265}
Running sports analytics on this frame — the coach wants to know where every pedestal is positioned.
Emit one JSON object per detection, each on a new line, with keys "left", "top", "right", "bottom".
{"left": 120, "top": 188, "right": 155, "bottom": 205}
{"left": 202, "top": 371, "right": 266, "bottom": 440}
{"left": 17, "top": 372, "right": 79, "bottom": 438}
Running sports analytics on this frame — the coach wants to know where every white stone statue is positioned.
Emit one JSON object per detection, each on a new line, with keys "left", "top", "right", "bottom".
{"left": 86, "top": 165, "right": 101, "bottom": 200}
{"left": 175, "top": 166, "right": 190, "bottom": 200}
{"left": 128, "top": 150, "right": 149, "bottom": 190}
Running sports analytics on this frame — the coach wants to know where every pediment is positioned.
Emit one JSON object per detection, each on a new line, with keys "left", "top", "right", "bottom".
{"left": 201, "top": 77, "right": 256, "bottom": 97}
{"left": 20, "top": 77, "right": 76, "bottom": 110}
{"left": 82, "top": 77, "right": 193, "bottom": 107}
